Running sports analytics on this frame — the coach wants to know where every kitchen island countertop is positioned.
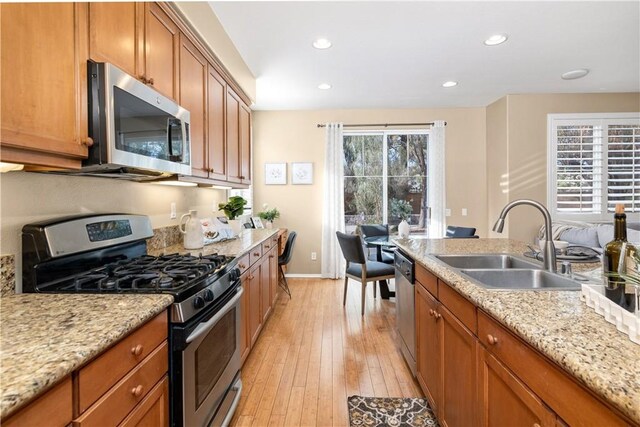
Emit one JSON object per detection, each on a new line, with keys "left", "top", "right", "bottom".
{"left": 393, "top": 237, "right": 639, "bottom": 424}
{"left": 0, "top": 293, "right": 173, "bottom": 420}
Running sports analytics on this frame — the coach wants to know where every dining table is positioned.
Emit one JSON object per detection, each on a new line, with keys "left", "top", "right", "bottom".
{"left": 363, "top": 235, "right": 397, "bottom": 299}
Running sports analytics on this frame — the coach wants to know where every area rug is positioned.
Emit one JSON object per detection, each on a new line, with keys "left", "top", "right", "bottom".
{"left": 347, "top": 395, "right": 438, "bottom": 427}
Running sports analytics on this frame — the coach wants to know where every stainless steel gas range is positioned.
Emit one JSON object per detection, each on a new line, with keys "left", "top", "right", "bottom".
{"left": 22, "top": 214, "right": 243, "bottom": 427}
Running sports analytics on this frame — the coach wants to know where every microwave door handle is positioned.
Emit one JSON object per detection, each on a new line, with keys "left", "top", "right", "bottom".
{"left": 182, "top": 121, "right": 188, "bottom": 164}
{"left": 186, "top": 286, "right": 244, "bottom": 344}
{"left": 167, "top": 119, "right": 181, "bottom": 162}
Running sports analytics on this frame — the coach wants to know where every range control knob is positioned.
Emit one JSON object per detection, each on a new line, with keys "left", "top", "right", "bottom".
{"left": 203, "top": 289, "right": 214, "bottom": 301}
{"left": 193, "top": 296, "right": 205, "bottom": 309}
{"left": 230, "top": 268, "right": 241, "bottom": 281}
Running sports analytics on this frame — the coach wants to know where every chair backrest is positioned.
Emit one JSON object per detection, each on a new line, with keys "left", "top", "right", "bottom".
{"left": 279, "top": 231, "right": 297, "bottom": 265}
{"left": 359, "top": 224, "right": 389, "bottom": 239}
{"left": 336, "top": 231, "right": 366, "bottom": 264}
{"left": 446, "top": 226, "right": 477, "bottom": 238}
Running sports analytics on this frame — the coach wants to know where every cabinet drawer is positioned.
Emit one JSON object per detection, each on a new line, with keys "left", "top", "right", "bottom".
{"left": 416, "top": 264, "right": 438, "bottom": 297}
{"left": 77, "top": 311, "right": 167, "bottom": 412}
{"left": 237, "top": 253, "right": 250, "bottom": 275}
{"left": 262, "top": 239, "right": 274, "bottom": 254}
{"left": 249, "top": 245, "right": 262, "bottom": 266}
{"left": 439, "top": 280, "right": 476, "bottom": 334}
{"left": 478, "top": 310, "right": 630, "bottom": 427}
{"left": 119, "top": 375, "right": 169, "bottom": 427}
{"left": 74, "top": 342, "right": 168, "bottom": 427}
{"left": 3, "top": 377, "right": 72, "bottom": 427}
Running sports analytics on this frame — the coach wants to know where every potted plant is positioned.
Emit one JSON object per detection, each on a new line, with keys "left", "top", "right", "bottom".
{"left": 258, "top": 204, "right": 280, "bottom": 229}
{"left": 218, "top": 196, "right": 247, "bottom": 233}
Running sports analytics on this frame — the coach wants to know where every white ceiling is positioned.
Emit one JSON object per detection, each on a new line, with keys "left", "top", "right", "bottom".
{"left": 209, "top": 1, "right": 640, "bottom": 111}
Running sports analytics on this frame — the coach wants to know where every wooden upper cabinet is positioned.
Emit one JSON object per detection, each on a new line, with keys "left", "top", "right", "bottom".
{"left": 88, "top": 2, "right": 142, "bottom": 79}
{"left": 207, "top": 65, "right": 227, "bottom": 181}
{"left": 226, "top": 88, "right": 242, "bottom": 184}
{"left": 0, "top": 3, "right": 89, "bottom": 168}
{"left": 239, "top": 102, "right": 252, "bottom": 184}
{"left": 143, "top": 3, "right": 179, "bottom": 100}
{"left": 477, "top": 346, "right": 555, "bottom": 427}
{"left": 179, "top": 34, "right": 208, "bottom": 178}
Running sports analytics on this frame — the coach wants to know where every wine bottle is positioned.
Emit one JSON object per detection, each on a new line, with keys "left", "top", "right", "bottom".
{"left": 602, "top": 204, "right": 637, "bottom": 312}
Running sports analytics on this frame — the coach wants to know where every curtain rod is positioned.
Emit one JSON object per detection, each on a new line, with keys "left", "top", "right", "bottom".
{"left": 316, "top": 121, "right": 445, "bottom": 128}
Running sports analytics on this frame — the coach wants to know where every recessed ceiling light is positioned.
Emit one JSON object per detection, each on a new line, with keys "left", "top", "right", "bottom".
{"left": 318, "top": 83, "right": 332, "bottom": 90}
{"left": 312, "top": 38, "right": 332, "bottom": 49}
{"left": 442, "top": 81, "right": 458, "bottom": 88}
{"left": 484, "top": 34, "right": 508, "bottom": 46}
{"left": 561, "top": 69, "right": 589, "bottom": 80}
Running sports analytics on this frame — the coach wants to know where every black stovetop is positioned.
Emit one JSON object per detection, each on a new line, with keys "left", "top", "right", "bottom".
{"left": 38, "top": 253, "right": 234, "bottom": 296}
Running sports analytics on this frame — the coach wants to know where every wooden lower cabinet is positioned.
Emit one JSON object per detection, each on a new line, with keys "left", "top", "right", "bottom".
{"left": 119, "top": 376, "right": 170, "bottom": 427}
{"left": 240, "top": 274, "right": 251, "bottom": 364}
{"left": 415, "top": 282, "right": 441, "bottom": 414}
{"left": 248, "top": 262, "right": 262, "bottom": 347}
{"left": 269, "top": 246, "right": 279, "bottom": 306}
{"left": 2, "top": 377, "right": 73, "bottom": 427}
{"left": 440, "top": 305, "right": 477, "bottom": 427}
{"left": 477, "top": 346, "right": 555, "bottom": 427}
{"left": 260, "top": 254, "right": 271, "bottom": 322}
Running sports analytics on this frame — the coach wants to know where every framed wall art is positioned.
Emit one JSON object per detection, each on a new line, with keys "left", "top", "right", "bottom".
{"left": 291, "top": 162, "right": 313, "bottom": 185}
{"left": 264, "top": 163, "right": 287, "bottom": 185}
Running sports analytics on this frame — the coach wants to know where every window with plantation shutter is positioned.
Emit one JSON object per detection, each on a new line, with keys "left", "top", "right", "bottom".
{"left": 548, "top": 113, "right": 640, "bottom": 221}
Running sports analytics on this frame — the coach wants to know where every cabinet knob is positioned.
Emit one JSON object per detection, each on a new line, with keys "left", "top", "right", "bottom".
{"left": 239, "top": 264, "right": 246, "bottom": 269}
{"left": 428, "top": 309, "right": 435, "bottom": 317}
{"left": 254, "top": 252, "right": 260, "bottom": 256}
{"left": 264, "top": 244, "right": 270, "bottom": 249}
{"left": 434, "top": 312, "right": 442, "bottom": 320}
{"left": 239, "top": 175, "right": 245, "bottom": 179}
{"left": 248, "top": 275, "right": 254, "bottom": 280}
{"left": 130, "top": 344, "right": 144, "bottom": 356}
{"left": 131, "top": 385, "right": 144, "bottom": 397}
{"left": 533, "top": 424, "right": 541, "bottom": 427}
{"left": 487, "top": 334, "right": 498, "bottom": 345}
{"left": 81, "top": 137, "right": 94, "bottom": 147}
{"left": 138, "top": 75, "right": 148, "bottom": 84}
{"left": 147, "top": 77, "right": 154, "bottom": 85}
{"left": 269, "top": 255, "right": 274, "bottom": 258}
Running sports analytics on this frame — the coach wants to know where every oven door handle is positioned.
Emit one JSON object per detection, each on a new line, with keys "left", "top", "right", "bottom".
{"left": 186, "top": 286, "right": 243, "bottom": 344}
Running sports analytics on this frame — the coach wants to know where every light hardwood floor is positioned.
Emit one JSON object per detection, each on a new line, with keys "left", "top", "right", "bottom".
{"left": 231, "top": 277, "right": 422, "bottom": 427}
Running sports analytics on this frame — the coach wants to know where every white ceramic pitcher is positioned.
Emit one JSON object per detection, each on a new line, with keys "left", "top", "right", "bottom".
{"left": 179, "top": 210, "right": 204, "bottom": 249}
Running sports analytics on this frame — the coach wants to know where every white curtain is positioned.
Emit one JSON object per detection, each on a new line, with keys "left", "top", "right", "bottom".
{"left": 321, "top": 123, "right": 346, "bottom": 278}
{"left": 428, "top": 120, "right": 447, "bottom": 238}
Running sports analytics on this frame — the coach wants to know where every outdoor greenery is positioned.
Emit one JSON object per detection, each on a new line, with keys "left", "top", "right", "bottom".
{"left": 343, "top": 132, "right": 429, "bottom": 231}
{"left": 218, "top": 196, "right": 247, "bottom": 220}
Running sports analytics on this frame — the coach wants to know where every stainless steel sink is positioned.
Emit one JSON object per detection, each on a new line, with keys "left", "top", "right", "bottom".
{"left": 435, "top": 254, "right": 541, "bottom": 270}
{"left": 459, "top": 269, "right": 581, "bottom": 291}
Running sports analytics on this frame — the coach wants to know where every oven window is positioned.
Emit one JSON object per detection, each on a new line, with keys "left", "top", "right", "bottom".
{"left": 195, "top": 307, "right": 236, "bottom": 408}
{"left": 113, "top": 87, "right": 186, "bottom": 162}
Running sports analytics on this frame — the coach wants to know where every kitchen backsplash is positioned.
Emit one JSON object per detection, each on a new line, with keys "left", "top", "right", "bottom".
{"left": 1, "top": 255, "right": 16, "bottom": 296}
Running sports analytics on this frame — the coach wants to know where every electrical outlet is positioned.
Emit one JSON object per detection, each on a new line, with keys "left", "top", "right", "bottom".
{"left": 445, "top": 208, "right": 451, "bottom": 217}
{"left": 311, "top": 252, "right": 317, "bottom": 261}
{"left": 170, "top": 202, "right": 177, "bottom": 219}
{"left": 462, "top": 208, "right": 468, "bottom": 216}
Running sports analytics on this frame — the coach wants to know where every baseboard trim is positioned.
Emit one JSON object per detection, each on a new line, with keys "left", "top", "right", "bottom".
{"left": 285, "top": 273, "right": 323, "bottom": 278}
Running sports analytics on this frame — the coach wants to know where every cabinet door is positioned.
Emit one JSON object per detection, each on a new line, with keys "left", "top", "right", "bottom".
{"left": 477, "top": 347, "right": 555, "bottom": 427}
{"left": 207, "top": 65, "right": 227, "bottom": 181}
{"left": 239, "top": 101, "right": 252, "bottom": 184}
{"left": 179, "top": 34, "right": 208, "bottom": 177}
{"left": 240, "top": 273, "right": 251, "bottom": 365}
{"left": 89, "top": 2, "right": 141, "bottom": 78}
{"left": 1, "top": 3, "right": 89, "bottom": 168}
{"left": 260, "top": 255, "right": 271, "bottom": 322}
{"left": 248, "top": 263, "right": 262, "bottom": 347}
{"left": 143, "top": 3, "right": 179, "bottom": 100}
{"left": 440, "top": 305, "right": 478, "bottom": 427}
{"left": 415, "top": 284, "right": 442, "bottom": 414}
{"left": 119, "top": 376, "right": 169, "bottom": 427}
{"left": 225, "top": 87, "right": 242, "bottom": 183}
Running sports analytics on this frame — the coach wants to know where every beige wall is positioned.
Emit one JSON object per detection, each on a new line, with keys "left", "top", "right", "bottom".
{"left": 486, "top": 96, "right": 509, "bottom": 238}
{"left": 486, "top": 92, "right": 640, "bottom": 243}
{"left": 253, "top": 108, "right": 487, "bottom": 275}
{"left": 175, "top": 2, "right": 256, "bottom": 103}
{"left": 0, "top": 172, "right": 227, "bottom": 289}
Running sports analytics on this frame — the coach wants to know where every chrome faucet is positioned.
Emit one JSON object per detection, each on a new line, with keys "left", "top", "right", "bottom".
{"left": 492, "top": 199, "right": 557, "bottom": 273}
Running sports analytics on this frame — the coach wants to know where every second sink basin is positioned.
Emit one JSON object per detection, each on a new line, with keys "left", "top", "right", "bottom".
{"left": 460, "top": 269, "right": 581, "bottom": 291}
{"left": 435, "top": 254, "right": 541, "bottom": 270}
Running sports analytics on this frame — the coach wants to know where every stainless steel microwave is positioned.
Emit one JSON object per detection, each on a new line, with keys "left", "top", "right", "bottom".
{"left": 72, "top": 61, "right": 191, "bottom": 180}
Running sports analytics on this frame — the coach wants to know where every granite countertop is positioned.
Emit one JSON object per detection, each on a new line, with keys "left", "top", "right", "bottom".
{"left": 0, "top": 294, "right": 173, "bottom": 419}
{"left": 393, "top": 237, "right": 639, "bottom": 423}
{"left": 148, "top": 228, "right": 280, "bottom": 258}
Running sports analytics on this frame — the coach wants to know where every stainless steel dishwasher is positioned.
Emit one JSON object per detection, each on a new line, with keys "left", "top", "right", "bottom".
{"left": 394, "top": 250, "right": 416, "bottom": 376}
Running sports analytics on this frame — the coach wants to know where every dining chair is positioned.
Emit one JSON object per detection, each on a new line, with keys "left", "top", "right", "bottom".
{"left": 445, "top": 226, "right": 479, "bottom": 238}
{"left": 278, "top": 231, "right": 297, "bottom": 298}
{"left": 336, "top": 231, "right": 395, "bottom": 315}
